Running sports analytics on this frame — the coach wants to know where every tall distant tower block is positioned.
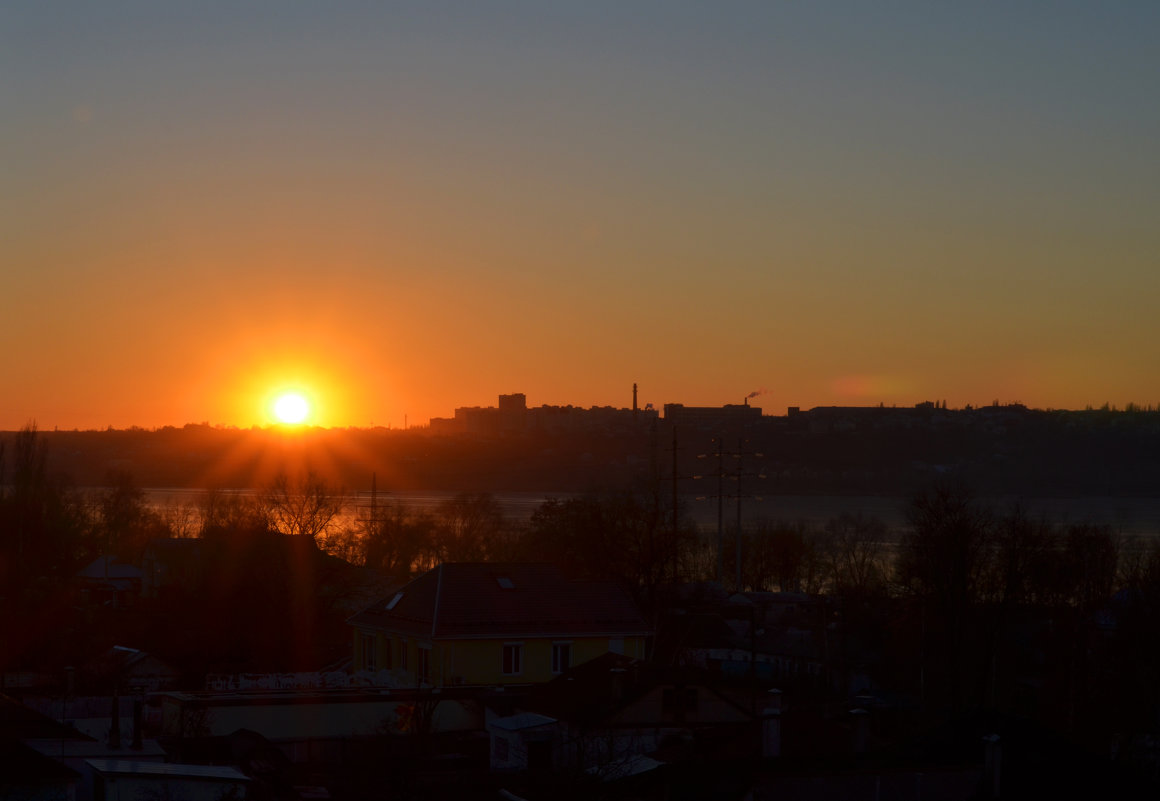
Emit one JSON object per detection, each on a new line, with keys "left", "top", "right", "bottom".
{"left": 498, "top": 393, "right": 526, "bottom": 413}
{"left": 633, "top": 383, "right": 638, "bottom": 419}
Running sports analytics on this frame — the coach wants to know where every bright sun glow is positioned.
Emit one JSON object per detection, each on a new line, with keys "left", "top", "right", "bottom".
{"left": 273, "top": 392, "right": 310, "bottom": 424}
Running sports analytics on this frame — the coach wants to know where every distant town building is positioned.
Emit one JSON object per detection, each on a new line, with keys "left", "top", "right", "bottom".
{"left": 498, "top": 393, "right": 526, "bottom": 413}
{"left": 431, "top": 392, "right": 658, "bottom": 436}
{"left": 662, "top": 401, "right": 762, "bottom": 432}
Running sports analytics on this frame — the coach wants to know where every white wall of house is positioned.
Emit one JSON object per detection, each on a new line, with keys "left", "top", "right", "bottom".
{"left": 157, "top": 693, "right": 480, "bottom": 741}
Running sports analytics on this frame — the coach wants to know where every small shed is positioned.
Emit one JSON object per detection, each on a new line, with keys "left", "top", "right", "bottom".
{"left": 487, "top": 712, "right": 558, "bottom": 773}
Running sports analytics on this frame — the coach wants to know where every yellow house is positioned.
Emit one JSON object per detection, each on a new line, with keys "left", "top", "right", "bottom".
{"left": 349, "top": 563, "right": 651, "bottom": 687}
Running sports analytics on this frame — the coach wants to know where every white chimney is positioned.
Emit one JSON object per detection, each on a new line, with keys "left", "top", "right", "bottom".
{"left": 983, "top": 734, "right": 1001, "bottom": 799}
{"left": 762, "top": 689, "right": 782, "bottom": 758}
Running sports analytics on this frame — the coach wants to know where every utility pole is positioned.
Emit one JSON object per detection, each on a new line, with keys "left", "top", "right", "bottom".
{"left": 736, "top": 439, "right": 744, "bottom": 593}
{"left": 696, "top": 437, "right": 765, "bottom": 591}
{"left": 664, "top": 425, "right": 701, "bottom": 584}
{"left": 671, "top": 427, "right": 680, "bottom": 583}
{"left": 649, "top": 414, "right": 660, "bottom": 524}
{"left": 717, "top": 437, "right": 724, "bottom": 585}
{"left": 700, "top": 434, "right": 726, "bottom": 585}
{"left": 734, "top": 439, "right": 765, "bottom": 593}
{"left": 370, "top": 472, "right": 377, "bottom": 537}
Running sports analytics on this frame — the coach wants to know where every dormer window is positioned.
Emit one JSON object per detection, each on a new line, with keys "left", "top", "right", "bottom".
{"left": 496, "top": 577, "right": 515, "bottom": 590}
{"left": 386, "top": 592, "right": 404, "bottom": 610}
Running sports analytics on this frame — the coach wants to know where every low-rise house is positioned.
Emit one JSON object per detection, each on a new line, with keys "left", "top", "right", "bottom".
{"left": 152, "top": 687, "right": 481, "bottom": 759}
{"left": 349, "top": 563, "right": 652, "bottom": 687}
{"left": 77, "top": 556, "right": 142, "bottom": 607}
{"left": 507, "top": 653, "right": 761, "bottom": 774}
{"left": 658, "top": 594, "right": 829, "bottom": 688}
{"left": 140, "top": 538, "right": 204, "bottom": 599}
{"left": 82, "top": 646, "right": 181, "bottom": 693}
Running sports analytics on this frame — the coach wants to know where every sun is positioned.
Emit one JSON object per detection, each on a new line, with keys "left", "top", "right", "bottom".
{"left": 273, "top": 392, "right": 311, "bottom": 425}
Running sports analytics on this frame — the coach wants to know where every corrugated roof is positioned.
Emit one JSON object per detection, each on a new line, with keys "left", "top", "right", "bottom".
{"left": 490, "top": 712, "right": 557, "bottom": 731}
{"left": 84, "top": 759, "right": 249, "bottom": 781}
{"left": 77, "top": 556, "right": 142, "bottom": 581}
{"left": 349, "top": 563, "right": 651, "bottom": 639}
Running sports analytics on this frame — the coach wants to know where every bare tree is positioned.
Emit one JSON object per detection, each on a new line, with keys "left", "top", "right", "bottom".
{"left": 0, "top": 422, "right": 89, "bottom": 583}
{"left": 983, "top": 504, "right": 1054, "bottom": 606}
{"left": 198, "top": 488, "right": 270, "bottom": 538}
{"left": 259, "top": 471, "right": 347, "bottom": 548}
{"left": 895, "top": 484, "right": 992, "bottom": 711}
{"left": 896, "top": 484, "right": 992, "bottom": 612}
{"left": 520, "top": 490, "right": 684, "bottom": 596}
{"left": 1061, "top": 523, "right": 1119, "bottom": 610}
{"left": 361, "top": 501, "right": 436, "bottom": 579}
{"left": 820, "top": 512, "right": 888, "bottom": 597}
{"left": 433, "top": 492, "right": 509, "bottom": 563}
{"left": 157, "top": 500, "right": 200, "bottom": 539}
{"left": 4, "top": 422, "right": 49, "bottom": 571}
{"left": 95, "top": 469, "right": 173, "bottom": 560}
{"left": 744, "top": 519, "right": 817, "bottom": 593}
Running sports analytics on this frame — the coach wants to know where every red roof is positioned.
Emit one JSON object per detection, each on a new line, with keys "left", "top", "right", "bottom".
{"left": 349, "top": 563, "right": 651, "bottom": 640}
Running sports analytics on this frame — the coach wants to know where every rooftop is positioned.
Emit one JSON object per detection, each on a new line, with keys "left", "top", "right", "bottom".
{"left": 349, "top": 562, "right": 651, "bottom": 639}
{"left": 84, "top": 758, "right": 250, "bottom": 782}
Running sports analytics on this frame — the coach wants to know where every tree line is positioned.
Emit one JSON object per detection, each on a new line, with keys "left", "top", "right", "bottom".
{"left": 4, "top": 422, "right": 1156, "bottom": 609}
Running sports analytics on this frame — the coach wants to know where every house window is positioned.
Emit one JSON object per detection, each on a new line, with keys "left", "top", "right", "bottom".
{"left": 609, "top": 638, "right": 624, "bottom": 655}
{"left": 502, "top": 643, "right": 523, "bottom": 675}
{"left": 384, "top": 638, "right": 392, "bottom": 670}
{"left": 418, "top": 646, "right": 431, "bottom": 684}
{"left": 362, "top": 633, "right": 376, "bottom": 672}
{"left": 400, "top": 640, "right": 408, "bottom": 671}
{"left": 551, "top": 642, "right": 571, "bottom": 674}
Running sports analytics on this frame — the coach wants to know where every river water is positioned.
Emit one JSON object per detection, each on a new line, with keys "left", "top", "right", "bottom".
{"left": 142, "top": 489, "right": 1160, "bottom": 538}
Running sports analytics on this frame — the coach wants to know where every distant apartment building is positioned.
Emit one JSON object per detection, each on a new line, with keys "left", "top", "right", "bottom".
{"left": 430, "top": 392, "right": 657, "bottom": 436}
{"left": 349, "top": 562, "right": 652, "bottom": 687}
{"left": 662, "top": 401, "right": 762, "bottom": 432}
{"left": 498, "top": 393, "right": 527, "bottom": 414}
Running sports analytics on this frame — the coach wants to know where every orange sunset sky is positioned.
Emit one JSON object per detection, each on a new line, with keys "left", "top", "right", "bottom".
{"left": 3, "top": 4, "right": 1158, "bottom": 430}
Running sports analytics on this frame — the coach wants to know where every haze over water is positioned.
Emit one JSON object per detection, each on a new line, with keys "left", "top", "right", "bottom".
{"left": 143, "top": 489, "right": 1160, "bottom": 539}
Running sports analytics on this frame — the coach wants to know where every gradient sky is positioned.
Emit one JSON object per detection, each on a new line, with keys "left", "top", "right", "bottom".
{"left": 3, "top": 2, "right": 1158, "bottom": 429}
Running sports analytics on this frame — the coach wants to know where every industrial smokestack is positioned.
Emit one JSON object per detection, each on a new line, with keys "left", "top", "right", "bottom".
{"left": 633, "top": 383, "right": 638, "bottom": 418}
